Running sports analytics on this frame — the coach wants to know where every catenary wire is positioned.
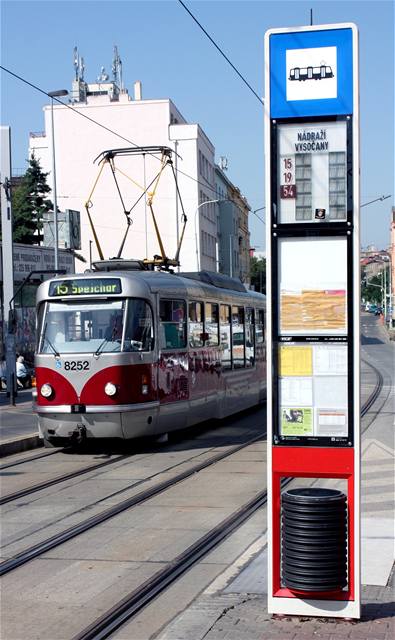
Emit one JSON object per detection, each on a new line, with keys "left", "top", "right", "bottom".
{"left": 178, "top": 0, "right": 264, "bottom": 107}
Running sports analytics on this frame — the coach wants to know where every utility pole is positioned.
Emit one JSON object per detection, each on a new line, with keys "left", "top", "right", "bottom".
{"left": 0, "top": 126, "right": 17, "bottom": 403}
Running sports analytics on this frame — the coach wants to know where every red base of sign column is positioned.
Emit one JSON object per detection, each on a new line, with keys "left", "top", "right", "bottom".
{"left": 272, "top": 447, "right": 355, "bottom": 601}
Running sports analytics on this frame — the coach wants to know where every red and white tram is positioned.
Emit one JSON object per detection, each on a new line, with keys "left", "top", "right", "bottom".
{"left": 34, "top": 261, "right": 266, "bottom": 447}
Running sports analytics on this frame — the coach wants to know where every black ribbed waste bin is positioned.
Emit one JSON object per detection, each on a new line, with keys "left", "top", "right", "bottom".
{"left": 281, "top": 488, "right": 347, "bottom": 592}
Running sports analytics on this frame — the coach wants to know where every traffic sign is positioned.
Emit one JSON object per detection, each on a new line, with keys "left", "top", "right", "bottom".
{"left": 269, "top": 25, "right": 355, "bottom": 118}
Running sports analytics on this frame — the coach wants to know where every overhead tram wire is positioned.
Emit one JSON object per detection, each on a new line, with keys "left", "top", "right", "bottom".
{"left": 0, "top": 65, "right": 225, "bottom": 201}
{"left": 178, "top": 0, "right": 264, "bottom": 107}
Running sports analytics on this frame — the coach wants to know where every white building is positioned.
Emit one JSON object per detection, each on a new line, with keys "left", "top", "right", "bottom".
{"left": 30, "top": 56, "right": 218, "bottom": 272}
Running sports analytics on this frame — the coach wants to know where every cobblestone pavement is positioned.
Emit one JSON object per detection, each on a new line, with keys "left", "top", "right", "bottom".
{"left": 158, "top": 566, "right": 394, "bottom": 640}
{"left": 202, "top": 579, "right": 394, "bottom": 640}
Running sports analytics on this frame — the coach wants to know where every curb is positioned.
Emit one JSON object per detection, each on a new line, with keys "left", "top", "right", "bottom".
{"left": 0, "top": 434, "right": 43, "bottom": 458}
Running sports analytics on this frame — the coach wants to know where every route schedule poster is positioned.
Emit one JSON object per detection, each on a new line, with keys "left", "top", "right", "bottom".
{"left": 279, "top": 343, "right": 348, "bottom": 438}
{"left": 277, "top": 121, "right": 347, "bottom": 224}
{"left": 278, "top": 236, "right": 347, "bottom": 335}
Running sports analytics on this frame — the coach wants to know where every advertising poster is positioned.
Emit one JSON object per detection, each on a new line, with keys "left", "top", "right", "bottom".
{"left": 281, "top": 407, "right": 313, "bottom": 436}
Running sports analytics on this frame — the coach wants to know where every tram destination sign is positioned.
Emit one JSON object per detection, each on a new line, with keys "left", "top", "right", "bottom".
{"left": 49, "top": 278, "right": 122, "bottom": 297}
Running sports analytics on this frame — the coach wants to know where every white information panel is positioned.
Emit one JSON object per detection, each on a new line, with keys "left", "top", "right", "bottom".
{"left": 278, "top": 236, "right": 347, "bottom": 335}
{"left": 279, "top": 343, "right": 348, "bottom": 439}
{"left": 278, "top": 120, "right": 347, "bottom": 224}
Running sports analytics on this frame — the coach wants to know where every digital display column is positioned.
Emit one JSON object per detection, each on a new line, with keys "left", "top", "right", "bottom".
{"left": 265, "top": 23, "right": 360, "bottom": 618}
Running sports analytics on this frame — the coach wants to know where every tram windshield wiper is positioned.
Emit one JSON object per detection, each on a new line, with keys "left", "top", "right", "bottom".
{"left": 41, "top": 324, "right": 60, "bottom": 357}
{"left": 94, "top": 327, "right": 120, "bottom": 357}
{"left": 94, "top": 337, "right": 110, "bottom": 358}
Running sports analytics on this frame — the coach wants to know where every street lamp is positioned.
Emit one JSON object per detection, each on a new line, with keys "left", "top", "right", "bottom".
{"left": 194, "top": 199, "right": 220, "bottom": 270}
{"left": 48, "top": 89, "right": 68, "bottom": 269}
{"left": 252, "top": 206, "right": 266, "bottom": 224}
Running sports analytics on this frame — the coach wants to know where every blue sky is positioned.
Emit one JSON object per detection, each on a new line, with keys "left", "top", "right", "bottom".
{"left": 1, "top": 0, "right": 394, "bottom": 250}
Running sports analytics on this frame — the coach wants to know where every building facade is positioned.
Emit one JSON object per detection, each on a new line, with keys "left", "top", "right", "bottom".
{"left": 30, "top": 60, "right": 220, "bottom": 273}
{"left": 215, "top": 165, "right": 251, "bottom": 284}
{"left": 0, "top": 243, "right": 74, "bottom": 359}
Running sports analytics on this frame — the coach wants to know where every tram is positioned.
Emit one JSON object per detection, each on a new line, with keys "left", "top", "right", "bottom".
{"left": 34, "top": 261, "right": 266, "bottom": 446}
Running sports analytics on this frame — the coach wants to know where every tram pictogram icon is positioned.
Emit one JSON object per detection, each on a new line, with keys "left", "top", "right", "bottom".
{"left": 289, "top": 65, "right": 334, "bottom": 81}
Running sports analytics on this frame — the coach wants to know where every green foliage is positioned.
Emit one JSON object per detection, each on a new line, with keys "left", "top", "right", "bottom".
{"left": 361, "top": 273, "right": 383, "bottom": 305}
{"left": 250, "top": 256, "right": 266, "bottom": 293}
{"left": 11, "top": 154, "right": 53, "bottom": 244}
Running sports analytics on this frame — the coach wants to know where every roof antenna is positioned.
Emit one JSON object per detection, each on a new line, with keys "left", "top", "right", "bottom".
{"left": 310, "top": 8, "right": 313, "bottom": 25}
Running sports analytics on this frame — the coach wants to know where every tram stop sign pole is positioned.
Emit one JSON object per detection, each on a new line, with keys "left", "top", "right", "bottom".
{"left": 264, "top": 23, "right": 360, "bottom": 618}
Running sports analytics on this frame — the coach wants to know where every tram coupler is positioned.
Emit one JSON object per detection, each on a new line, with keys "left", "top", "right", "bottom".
{"left": 69, "top": 424, "right": 87, "bottom": 446}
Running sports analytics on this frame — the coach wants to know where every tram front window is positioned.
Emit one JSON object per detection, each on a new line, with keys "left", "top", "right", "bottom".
{"left": 39, "top": 298, "right": 154, "bottom": 354}
{"left": 39, "top": 300, "right": 126, "bottom": 354}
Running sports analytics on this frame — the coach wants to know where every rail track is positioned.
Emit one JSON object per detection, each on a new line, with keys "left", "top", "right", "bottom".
{"left": 72, "top": 357, "right": 387, "bottom": 640}
{"left": 0, "top": 448, "right": 62, "bottom": 471}
{"left": 0, "top": 453, "right": 131, "bottom": 505}
{"left": 0, "top": 357, "right": 386, "bottom": 640}
{"left": 0, "top": 431, "right": 263, "bottom": 576}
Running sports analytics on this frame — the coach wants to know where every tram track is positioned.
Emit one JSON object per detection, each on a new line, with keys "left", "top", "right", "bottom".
{"left": 74, "top": 481, "right": 293, "bottom": 640}
{"left": 0, "top": 356, "right": 387, "bottom": 640}
{"left": 360, "top": 356, "right": 390, "bottom": 432}
{"left": 0, "top": 447, "right": 64, "bottom": 471}
{"left": 0, "top": 431, "right": 263, "bottom": 576}
{"left": 71, "top": 358, "right": 387, "bottom": 640}
{"left": 0, "top": 453, "right": 131, "bottom": 506}
{"left": 0, "top": 359, "right": 384, "bottom": 579}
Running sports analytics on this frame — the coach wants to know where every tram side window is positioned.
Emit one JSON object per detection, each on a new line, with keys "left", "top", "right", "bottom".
{"left": 232, "top": 306, "right": 245, "bottom": 368}
{"left": 205, "top": 303, "right": 219, "bottom": 346}
{"left": 123, "top": 299, "right": 153, "bottom": 351}
{"left": 220, "top": 305, "right": 232, "bottom": 370}
{"left": 159, "top": 299, "right": 187, "bottom": 349}
{"left": 256, "top": 309, "right": 265, "bottom": 345}
{"left": 188, "top": 301, "right": 204, "bottom": 347}
{"left": 245, "top": 307, "right": 255, "bottom": 367}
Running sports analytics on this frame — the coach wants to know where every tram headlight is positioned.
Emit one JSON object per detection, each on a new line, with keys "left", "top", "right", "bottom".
{"left": 40, "top": 383, "right": 53, "bottom": 398}
{"left": 104, "top": 382, "right": 117, "bottom": 397}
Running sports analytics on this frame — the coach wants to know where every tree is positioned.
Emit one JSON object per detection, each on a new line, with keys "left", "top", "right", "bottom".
{"left": 250, "top": 256, "right": 266, "bottom": 293}
{"left": 11, "top": 154, "right": 53, "bottom": 244}
{"left": 361, "top": 273, "right": 383, "bottom": 306}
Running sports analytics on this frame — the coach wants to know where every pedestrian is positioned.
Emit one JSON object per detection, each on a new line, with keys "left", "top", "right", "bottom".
{"left": 0, "top": 357, "right": 7, "bottom": 390}
{"left": 16, "top": 356, "right": 31, "bottom": 389}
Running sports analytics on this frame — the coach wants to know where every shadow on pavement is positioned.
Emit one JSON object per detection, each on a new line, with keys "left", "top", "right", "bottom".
{"left": 362, "top": 600, "right": 395, "bottom": 620}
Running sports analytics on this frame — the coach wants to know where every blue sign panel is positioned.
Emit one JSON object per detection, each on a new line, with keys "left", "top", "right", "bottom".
{"left": 270, "top": 28, "right": 353, "bottom": 118}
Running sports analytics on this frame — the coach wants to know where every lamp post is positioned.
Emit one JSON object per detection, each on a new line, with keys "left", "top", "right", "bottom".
{"left": 48, "top": 89, "right": 68, "bottom": 269}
